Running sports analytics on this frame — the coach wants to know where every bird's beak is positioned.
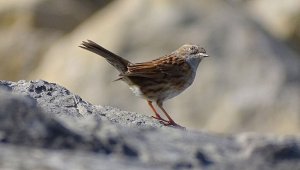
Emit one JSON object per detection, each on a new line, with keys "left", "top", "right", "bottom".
{"left": 200, "top": 53, "right": 209, "bottom": 57}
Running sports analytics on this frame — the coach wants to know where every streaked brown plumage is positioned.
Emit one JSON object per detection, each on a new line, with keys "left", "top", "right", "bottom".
{"left": 80, "top": 40, "right": 209, "bottom": 128}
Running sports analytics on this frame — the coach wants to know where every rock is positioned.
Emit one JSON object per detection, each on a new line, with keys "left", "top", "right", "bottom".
{"left": 0, "top": 82, "right": 134, "bottom": 155}
{"left": 0, "top": 79, "right": 300, "bottom": 170}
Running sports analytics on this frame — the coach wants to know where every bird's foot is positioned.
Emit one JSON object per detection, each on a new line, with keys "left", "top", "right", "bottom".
{"left": 152, "top": 115, "right": 168, "bottom": 122}
{"left": 162, "top": 121, "right": 186, "bottom": 130}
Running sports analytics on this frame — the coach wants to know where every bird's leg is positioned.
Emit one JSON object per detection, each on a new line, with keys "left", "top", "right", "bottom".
{"left": 147, "top": 101, "right": 168, "bottom": 122}
{"left": 157, "top": 101, "right": 184, "bottom": 128}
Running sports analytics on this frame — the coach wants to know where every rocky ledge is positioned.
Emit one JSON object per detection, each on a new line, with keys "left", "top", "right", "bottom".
{"left": 0, "top": 80, "right": 300, "bottom": 170}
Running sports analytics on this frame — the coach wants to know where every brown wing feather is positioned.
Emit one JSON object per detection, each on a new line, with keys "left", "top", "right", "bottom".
{"left": 123, "top": 54, "right": 189, "bottom": 79}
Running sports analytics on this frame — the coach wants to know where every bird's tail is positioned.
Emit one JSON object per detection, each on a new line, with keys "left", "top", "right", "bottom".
{"left": 79, "top": 40, "right": 130, "bottom": 73}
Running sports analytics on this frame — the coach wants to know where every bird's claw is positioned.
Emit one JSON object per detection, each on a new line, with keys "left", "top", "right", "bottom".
{"left": 152, "top": 116, "right": 168, "bottom": 122}
{"left": 161, "top": 121, "right": 186, "bottom": 130}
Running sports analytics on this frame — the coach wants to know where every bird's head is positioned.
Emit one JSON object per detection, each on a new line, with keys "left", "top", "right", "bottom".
{"left": 178, "top": 44, "right": 209, "bottom": 59}
{"left": 176, "top": 44, "right": 209, "bottom": 71}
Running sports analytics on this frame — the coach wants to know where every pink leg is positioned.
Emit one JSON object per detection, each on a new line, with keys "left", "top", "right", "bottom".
{"left": 157, "top": 101, "right": 185, "bottom": 129}
{"left": 147, "top": 101, "right": 168, "bottom": 122}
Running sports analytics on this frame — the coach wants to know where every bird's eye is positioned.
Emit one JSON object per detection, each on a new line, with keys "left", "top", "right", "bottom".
{"left": 200, "top": 48, "right": 206, "bottom": 53}
{"left": 190, "top": 46, "right": 196, "bottom": 51}
{"left": 189, "top": 46, "right": 198, "bottom": 54}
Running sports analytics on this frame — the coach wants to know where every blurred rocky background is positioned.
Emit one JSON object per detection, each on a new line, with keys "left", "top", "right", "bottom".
{"left": 1, "top": 0, "right": 299, "bottom": 134}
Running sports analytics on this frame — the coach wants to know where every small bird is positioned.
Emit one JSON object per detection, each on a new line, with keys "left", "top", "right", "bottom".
{"left": 80, "top": 40, "right": 209, "bottom": 128}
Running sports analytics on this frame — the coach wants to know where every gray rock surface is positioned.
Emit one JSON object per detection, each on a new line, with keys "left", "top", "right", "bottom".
{"left": 0, "top": 80, "right": 300, "bottom": 170}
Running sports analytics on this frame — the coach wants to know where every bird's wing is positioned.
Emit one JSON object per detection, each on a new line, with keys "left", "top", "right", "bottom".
{"left": 123, "top": 54, "right": 190, "bottom": 79}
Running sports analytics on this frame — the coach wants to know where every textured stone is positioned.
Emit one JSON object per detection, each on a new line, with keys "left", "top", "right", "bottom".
{"left": 0, "top": 80, "right": 300, "bottom": 170}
